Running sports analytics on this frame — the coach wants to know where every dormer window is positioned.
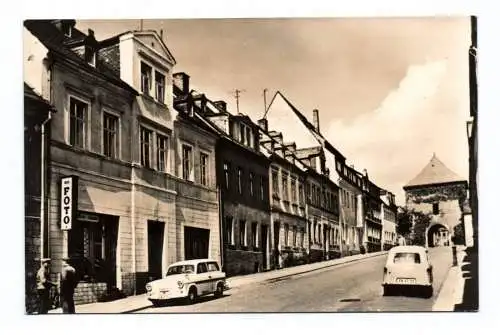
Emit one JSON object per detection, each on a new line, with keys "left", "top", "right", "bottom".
{"left": 141, "top": 62, "right": 152, "bottom": 96}
{"left": 63, "top": 24, "right": 72, "bottom": 37}
{"left": 238, "top": 122, "right": 254, "bottom": 147}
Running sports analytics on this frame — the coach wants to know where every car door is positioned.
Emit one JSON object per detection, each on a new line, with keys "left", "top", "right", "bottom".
{"left": 206, "top": 261, "right": 222, "bottom": 292}
{"left": 196, "top": 262, "right": 210, "bottom": 295}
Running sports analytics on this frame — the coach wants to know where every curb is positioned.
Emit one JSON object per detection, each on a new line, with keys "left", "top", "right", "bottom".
{"left": 228, "top": 251, "right": 388, "bottom": 289}
{"left": 432, "top": 248, "right": 467, "bottom": 311}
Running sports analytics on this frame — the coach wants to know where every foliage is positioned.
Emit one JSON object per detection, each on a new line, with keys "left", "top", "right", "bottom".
{"left": 453, "top": 222, "right": 466, "bottom": 245}
{"left": 397, "top": 207, "right": 432, "bottom": 246}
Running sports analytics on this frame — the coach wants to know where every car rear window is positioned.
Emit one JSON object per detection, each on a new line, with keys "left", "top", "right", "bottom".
{"left": 393, "top": 252, "right": 421, "bottom": 264}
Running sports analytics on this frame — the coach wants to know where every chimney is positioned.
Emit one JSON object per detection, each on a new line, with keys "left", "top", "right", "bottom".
{"left": 258, "top": 118, "right": 268, "bottom": 131}
{"left": 313, "top": 109, "right": 320, "bottom": 132}
{"left": 88, "top": 29, "right": 95, "bottom": 38}
{"left": 173, "top": 72, "right": 190, "bottom": 95}
{"left": 160, "top": 29, "right": 163, "bottom": 40}
{"left": 213, "top": 100, "right": 227, "bottom": 112}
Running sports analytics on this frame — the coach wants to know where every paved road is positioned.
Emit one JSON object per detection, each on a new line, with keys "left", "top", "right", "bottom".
{"left": 136, "top": 247, "right": 452, "bottom": 313}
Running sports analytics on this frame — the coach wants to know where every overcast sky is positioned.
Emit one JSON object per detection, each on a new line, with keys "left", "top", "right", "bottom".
{"left": 77, "top": 18, "right": 471, "bottom": 205}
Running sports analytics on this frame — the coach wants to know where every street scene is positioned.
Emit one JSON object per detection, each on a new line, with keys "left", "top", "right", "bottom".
{"left": 23, "top": 17, "right": 478, "bottom": 314}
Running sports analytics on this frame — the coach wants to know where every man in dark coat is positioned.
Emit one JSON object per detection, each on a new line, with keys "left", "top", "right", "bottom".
{"left": 36, "top": 258, "right": 54, "bottom": 314}
{"left": 60, "top": 257, "right": 78, "bottom": 314}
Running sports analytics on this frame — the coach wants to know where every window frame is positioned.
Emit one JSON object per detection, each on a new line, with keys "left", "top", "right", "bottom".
{"left": 181, "top": 143, "right": 194, "bottom": 181}
{"left": 140, "top": 61, "right": 153, "bottom": 96}
{"left": 237, "top": 167, "right": 243, "bottom": 195}
{"left": 67, "top": 94, "right": 91, "bottom": 150}
{"left": 223, "top": 162, "right": 231, "bottom": 190}
{"left": 249, "top": 172, "right": 254, "bottom": 197}
{"left": 156, "top": 132, "right": 169, "bottom": 173}
{"left": 140, "top": 125, "right": 153, "bottom": 168}
{"left": 239, "top": 221, "right": 247, "bottom": 247}
{"left": 102, "top": 110, "right": 120, "bottom": 159}
{"left": 154, "top": 70, "right": 166, "bottom": 104}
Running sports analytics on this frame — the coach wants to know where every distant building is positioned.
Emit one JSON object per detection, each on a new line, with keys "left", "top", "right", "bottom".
{"left": 403, "top": 154, "right": 468, "bottom": 247}
{"left": 361, "top": 176, "right": 383, "bottom": 253}
{"left": 380, "top": 190, "right": 397, "bottom": 250}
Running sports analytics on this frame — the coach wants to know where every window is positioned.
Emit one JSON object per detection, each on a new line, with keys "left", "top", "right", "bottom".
{"left": 433, "top": 203, "right": 439, "bottom": 215}
{"left": 237, "top": 167, "right": 243, "bottom": 194}
{"left": 282, "top": 174, "right": 289, "bottom": 201}
{"left": 298, "top": 182, "right": 304, "bottom": 205}
{"left": 272, "top": 170, "right": 279, "bottom": 198}
{"left": 140, "top": 127, "right": 152, "bottom": 167}
{"left": 84, "top": 46, "right": 95, "bottom": 66}
{"left": 182, "top": 145, "right": 193, "bottom": 181}
{"left": 167, "top": 265, "right": 194, "bottom": 276}
{"left": 300, "top": 229, "right": 305, "bottom": 248}
{"left": 69, "top": 97, "right": 88, "bottom": 148}
{"left": 141, "top": 62, "right": 152, "bottom": 95}
{"left": 293, "top": 227, "right": 297, "bottom": 247}
{"left": 224, "top": 216, "right": 233, "bottom": 245}
{"left": 103, "top": 112, "right": 118, "bottom": 158}
{"left": 260, "top": 176, "right": 265, "bottom": 201}
{"left": 291, "top": 178, "right": 297, "bottom": 203}
{"left": 156, "top": 134, "right": 168, "bottom": 172}
{"left": 200, "top": 152, "right": 209, "bottom": 186}
{"left": 239, "top": 123, "right": 246, "bottom": 144}
{"left": 223, "top": 162, "right": 231, "bottom": 190}
{"left": 155, "top": 71, "right": 165, "bottom": 103}
{"left": 393, "top": 253, "right": 421, "bottom": 264}
{"left": 239, "top": 221, "right": 246, "bottom": 247}
{"left": 197, "top": 263, "right": 208, "bottom": 274}
{"left": 251, "top": 222, "right": 258, "bottom": 247}
{"left": 206, "top": 262, "right": 220, "bottom": 272}
{"left": 284, "top": 224, "right": 289, "bottom": 246}
{"left": 249, "top": 172, "right": 254, "bottom": 197}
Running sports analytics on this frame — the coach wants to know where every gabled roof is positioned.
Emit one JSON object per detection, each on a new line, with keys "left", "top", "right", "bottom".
{"left": 404, "top": 154, "right": 467, "bottom": 189}
{"left": 265, "top": 91, "right": 345, "bottom": 160}
{"left": 24, "top": 20, "right": 137, "bottom": 94}
{"left": 99, "top": 30, "right": 176, "bottom": 65}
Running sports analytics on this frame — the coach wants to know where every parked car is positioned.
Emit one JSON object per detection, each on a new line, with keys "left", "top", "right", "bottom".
{"left": 146, "top": 259, "right": 228, "bottom": 307}
{"left": 382, "top": 245, "right": 433, "bottom": 298}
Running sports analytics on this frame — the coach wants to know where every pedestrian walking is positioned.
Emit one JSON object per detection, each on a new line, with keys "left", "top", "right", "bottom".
{"left": 36, "top": 258, "right": 54, "bottom": 314}
{"left": 60, "top": 257, "right": 78, "bottom": 314}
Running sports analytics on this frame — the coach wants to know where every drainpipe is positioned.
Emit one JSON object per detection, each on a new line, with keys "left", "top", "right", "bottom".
{"left": 217, "top": 185, "right": 224, "bottom": 269}
{"left": 40, "top": 110, "right": 53, "bottom": 260}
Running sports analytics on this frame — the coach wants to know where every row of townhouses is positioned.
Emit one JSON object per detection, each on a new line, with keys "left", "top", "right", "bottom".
{"left": 24, "top": 20, "right": 398, "bottom": 311}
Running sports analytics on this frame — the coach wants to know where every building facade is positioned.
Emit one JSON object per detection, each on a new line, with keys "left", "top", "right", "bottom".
{"left": 380, "top": 190, "right": 397, "bottom": 250}
{"left": 259, "top": 124, "right": 309, "bottom": 269}
{"left": 403, "top": 154, "right": 468, "bottom": 247}
{"left": 362, "top": 177, "right": 383, "bottom": 253}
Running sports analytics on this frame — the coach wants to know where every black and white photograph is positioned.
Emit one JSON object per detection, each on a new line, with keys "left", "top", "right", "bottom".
{"left": 18, "top": 3, "right": 486, "bottom": 322}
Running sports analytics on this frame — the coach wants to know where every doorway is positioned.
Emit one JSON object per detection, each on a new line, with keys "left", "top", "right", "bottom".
{"left": 184, "top": 226, "right": 210, "bottom": 260}
{"left": 148, "top": 221, "right": 165, "bottom": 281}
{"left": 261, "top": 224, "right": 268, "bottom": 270}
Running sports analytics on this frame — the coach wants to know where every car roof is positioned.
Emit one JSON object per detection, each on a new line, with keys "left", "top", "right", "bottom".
{"left": 168, "top": 259, "right": 218, "bottom": 267}
{"left": 388, "top": 245, "right": 427, "bottom": 254}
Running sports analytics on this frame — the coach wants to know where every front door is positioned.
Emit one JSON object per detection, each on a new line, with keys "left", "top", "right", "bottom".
{"left": 184, "top": 227, "right": 210, "bottom": 260}
{"left": 261, "top": 225, "right": 268, "bottom": 270}
{"left": 148, "top": 221, "right": 165, "bottom": 281}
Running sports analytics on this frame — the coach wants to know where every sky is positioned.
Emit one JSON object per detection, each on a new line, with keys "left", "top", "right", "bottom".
{"left": 77, "top": 18, "right": 471, "bottom": 205}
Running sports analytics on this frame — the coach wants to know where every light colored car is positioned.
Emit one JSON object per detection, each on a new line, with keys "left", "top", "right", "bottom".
{"left": 146, "top": 259, "right": 228, "bottom": 307}
{"left": 382, "top": 245, "right": 433, "bottom": 298}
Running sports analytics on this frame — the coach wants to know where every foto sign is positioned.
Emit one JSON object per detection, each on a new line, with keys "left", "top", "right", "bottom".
{"left": 60, "top": 176, "right": 78, "bottom": 230}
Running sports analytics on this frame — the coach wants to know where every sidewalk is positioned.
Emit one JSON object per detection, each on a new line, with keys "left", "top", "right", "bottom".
{"left": 49, "top": 250, "right": 387, "bottom": 314}
{"left": 432, "top": 246, "right": 468, "bottom": 311}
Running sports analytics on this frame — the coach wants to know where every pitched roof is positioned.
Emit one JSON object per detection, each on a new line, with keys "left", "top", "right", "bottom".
{"left": 404, "top": 154, "right": 466, "bottom": 188}
{"left": 24, "top": 83, "right": 53, "bottom": 108}
{"left": 24, "top": 20, "right": 137, "bottom": 93}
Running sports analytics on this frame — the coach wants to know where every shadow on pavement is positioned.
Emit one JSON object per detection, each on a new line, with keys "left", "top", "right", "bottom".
{"left": 454, "top": 247, "right": 478, "bottom": 312}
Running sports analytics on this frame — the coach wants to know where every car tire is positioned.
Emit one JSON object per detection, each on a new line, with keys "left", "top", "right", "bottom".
{"left": 423, "top": 286, "right": 433, "bottom": 299}
{"left": 151, "top": 299, "right": 165, "bottom": 307}
{"left": 214, "top": 283, "right": 224, "bottom": 298}
{"left": 187, "top": 287, "right": 197, "bottom": 304}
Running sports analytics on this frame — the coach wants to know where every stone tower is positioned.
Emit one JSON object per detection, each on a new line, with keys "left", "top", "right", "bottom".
{"left": 403, "top": 154, "right": 468, "bottom": 247}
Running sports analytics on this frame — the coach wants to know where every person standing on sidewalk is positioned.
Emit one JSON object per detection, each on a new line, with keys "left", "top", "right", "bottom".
{"left": 60, "top": 257, "right": 78, "bottom": 314}
{"left": 36, "top": 258, "right": 54, "bottom": 314}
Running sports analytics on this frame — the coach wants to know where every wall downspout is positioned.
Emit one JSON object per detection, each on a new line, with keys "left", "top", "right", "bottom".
{"left": 40, "top": 111, "right": 52, "bottom": 260}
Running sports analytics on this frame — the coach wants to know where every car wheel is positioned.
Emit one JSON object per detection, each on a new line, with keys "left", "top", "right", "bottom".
{"left": 214, "top": 283, "right": 224, "bottom": 298}
{"left": 187, "top": 287, "right": 197, "bottom": 304}
{"left": 423, "top": 286, "right": 433, "bottom": 299}
{"left": 151, "top": 300, "right": 165, "bottom": 307}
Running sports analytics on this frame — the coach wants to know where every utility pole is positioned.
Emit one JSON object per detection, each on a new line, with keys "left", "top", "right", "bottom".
{"left": 232, "top": 89, "right": 245, "bottom": 114}
{"left": 263, "top": 88, "right": 268, "bottom": 114}
{"left": 140, "top": 19, "right": 144, "bottom": 31}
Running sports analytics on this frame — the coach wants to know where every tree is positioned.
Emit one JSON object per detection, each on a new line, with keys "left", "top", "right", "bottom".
{"left": 396, "top": 207, "right": 412, "bottom": 238}
{"left": 411, "top": 211, "right": 432, "bottom": 246}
